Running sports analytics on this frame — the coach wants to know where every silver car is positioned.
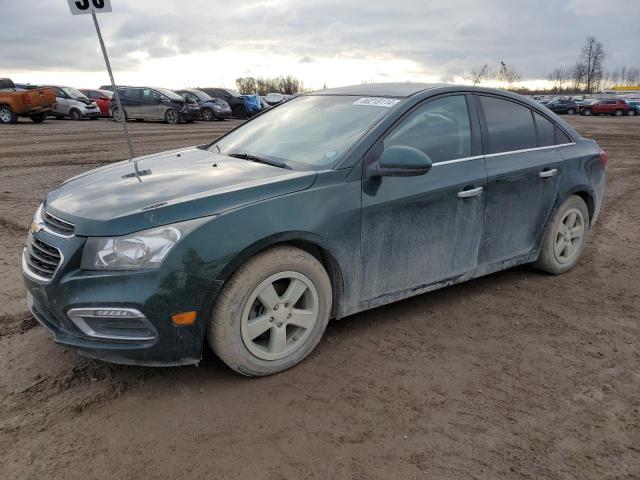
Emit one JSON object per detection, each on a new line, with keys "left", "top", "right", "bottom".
{"left": 50, "top": 86, "right": 100, "bottom": 120}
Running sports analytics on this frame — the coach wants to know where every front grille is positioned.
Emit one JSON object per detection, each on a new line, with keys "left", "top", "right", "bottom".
{"left": 25, "top": 234, "right": 62, "bottom": 280}
{"left": 44, "top": 211, "right": 75, "bottom": 237}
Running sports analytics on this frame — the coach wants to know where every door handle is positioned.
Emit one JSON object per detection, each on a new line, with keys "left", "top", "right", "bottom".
{"left": 458, "top": 186, "right": 483, "bottom": 198}
{"left": 539, "top": 168, "right": 558, "bottom": 178}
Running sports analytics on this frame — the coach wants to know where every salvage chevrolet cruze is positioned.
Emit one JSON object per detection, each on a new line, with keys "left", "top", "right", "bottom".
{"left": 23, "top": 83, "right": 607, "bottom": 375}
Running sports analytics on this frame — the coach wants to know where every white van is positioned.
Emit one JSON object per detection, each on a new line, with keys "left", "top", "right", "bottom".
{"left": 50, "top": 86, "right": 100, "bottom": 120}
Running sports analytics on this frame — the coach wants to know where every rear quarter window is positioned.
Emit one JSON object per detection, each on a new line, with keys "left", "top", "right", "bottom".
{"left": 479, "top": 96, "right": 537, "bottom": 154}
{"left": 533, "top": 112, "right": 555, "bottom": 147}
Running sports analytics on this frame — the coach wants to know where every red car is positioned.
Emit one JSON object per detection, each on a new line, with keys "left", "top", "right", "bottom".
{"left": 581, "top": 99, "right": 629, "bottom": 117}
{"left": 79, "top": 89, "right": 113, "bottom": 117}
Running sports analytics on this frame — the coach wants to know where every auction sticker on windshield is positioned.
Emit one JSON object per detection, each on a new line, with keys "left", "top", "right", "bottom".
{"left": 353, "top": 97, "right": 400, "bottom": 107}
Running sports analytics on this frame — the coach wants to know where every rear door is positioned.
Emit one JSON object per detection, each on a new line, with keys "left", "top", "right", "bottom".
{"left": 140, "top": 88, "right": 164, "bottom": 119}
{"left": 53, "top": 87, "right": 70, "bottom": 115}
{"left": 360, "top": 94, "right": 487, "bottom": 300}
{"left": 476, "top": 95, "right": 564, "bottom": 266}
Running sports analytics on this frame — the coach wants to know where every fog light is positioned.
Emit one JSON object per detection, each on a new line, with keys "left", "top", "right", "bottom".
{"left": 67, "top": 308, "right": 157, "bottom": 341}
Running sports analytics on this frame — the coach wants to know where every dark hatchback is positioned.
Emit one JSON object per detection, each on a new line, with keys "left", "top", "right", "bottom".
{"left": 544, "top": 98, "right": 579, "bottom": 115}
{"left": 175, "top": 89, "right": 232, "bottom": 121}
{"left": 23, "top": 83, "right": 607, "bottom": 376}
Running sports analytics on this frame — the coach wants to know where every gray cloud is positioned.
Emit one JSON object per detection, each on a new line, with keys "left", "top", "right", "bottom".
{"left": 1, "top": 0, "right": 639, "bottom": 80}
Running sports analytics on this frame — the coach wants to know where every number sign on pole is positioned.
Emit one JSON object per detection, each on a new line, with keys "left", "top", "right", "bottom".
{"left": 67, "top": 0, "right": 136, "bottom": 162}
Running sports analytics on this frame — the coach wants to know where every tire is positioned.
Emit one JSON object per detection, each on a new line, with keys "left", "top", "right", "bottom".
{"left": 614, "top": 109, "right": 623, "bottom": 117}
{"left": 582, "top": 108, "right": 592, "bottom": 116}
{"left": 111, "top": 107, "right": 126, "bottom": 122}
{"left": 533, "top": 195, "right": 590, "bottom": 275}
{"left": 29, "top": 112, "right": 47, "bottom": 123}
{"left": 232, "top": 105, "right": 247, "bottom": 119}
{"left": 0, "top": 105, "right": 18, "bottom": 124}
{"left": 627, "top": 109, "right": 636, "bottom": 117}
{"left": 201, "top": 108, "right": 214, "bottom": 121}
{"left": 165, "top": 108, "right": 179, "bottom": 124}
{"left": 208, "top": 246, "right": 332, "bottom": 376}
{"left": 69, "top": 109, "right": 82, "bottom": 121}
{"left": 567, "top": 108, "right": 575, "bottom": 115}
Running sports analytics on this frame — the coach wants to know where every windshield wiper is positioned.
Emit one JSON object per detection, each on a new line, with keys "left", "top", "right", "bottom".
{"left": 226, "top": 152, "right": 291, "bottom": 169}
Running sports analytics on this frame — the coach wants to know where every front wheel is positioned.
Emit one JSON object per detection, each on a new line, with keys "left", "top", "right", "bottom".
{"left": 0, "top": 105, "right": 18, "bottom": 124}
{"left": 533, "top": 195, "right": 589, "bottom": 275}
{"left": 164, "top": 108, "right": 179, "bottom": 124}
{"left": 69, "top": 109, "right": 82, "bottom": 121}
{"left": 582, "top": 108, "right": 592, "bottom": 116}
{"left": 614, "top": 109, "right": 623, "bottom": 117}
{"left": 567, "top": 108, "right": 575, "bottom": 115}
{"left": 207, "top": 246, "right": 332, "bottom": 376}
{"left": 232, "top": 105, "right": 247, "bottom": 119}
{"left": 627, "top": 109, "right": 636, "bottom": 117}
{"left": 201, "top": 108, "right": 214, "bottom": 121}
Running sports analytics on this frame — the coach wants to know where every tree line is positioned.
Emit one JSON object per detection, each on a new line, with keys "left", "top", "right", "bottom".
{"left": 235, "top": 75, "right": 305, "bottom": 95}
{"left": 549, "top": 37, "right": 639, "bottom": 93}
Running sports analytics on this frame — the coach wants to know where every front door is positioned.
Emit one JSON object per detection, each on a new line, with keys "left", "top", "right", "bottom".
{"left": 476, "top": 94, "right": 562, "bottom": 265}
{"left": 360, "top": 94, "right": 487, "bottom": 301}
{"left": 140, "top": 89, "right": 163, "bottom": 120}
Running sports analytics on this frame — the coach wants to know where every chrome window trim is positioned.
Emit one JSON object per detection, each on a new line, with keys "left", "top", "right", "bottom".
{"left": 431, "top": 142, "right": 576, "bottom": 167}
{"left": 22, "top": 245, "right": 64, "bottom": 284}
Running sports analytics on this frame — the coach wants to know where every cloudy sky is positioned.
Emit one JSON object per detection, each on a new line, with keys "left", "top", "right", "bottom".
{"left": 2, "top": 0, "right": 639, "bottom": 90}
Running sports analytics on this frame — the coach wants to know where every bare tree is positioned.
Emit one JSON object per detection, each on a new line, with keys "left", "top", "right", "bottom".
{"left": 549, "top": 67, "right": 569, "bottom": 92}
{"left": 578, "top": 37, "right": 605, "bottom": 93}
{"left": 497, "top": 61, "right": 521, "bottom": 88}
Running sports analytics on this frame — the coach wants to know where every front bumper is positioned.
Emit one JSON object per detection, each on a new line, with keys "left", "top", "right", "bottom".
{"left": 180, "top": 109, "right": 200, "bottom": 121}
{"left": 22, "top": 231, "right": 221, "bottom": 366}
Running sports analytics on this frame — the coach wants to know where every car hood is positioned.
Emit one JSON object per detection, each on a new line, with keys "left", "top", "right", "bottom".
{"left": 45, "top": 147, "right": 317, "bottom": 236}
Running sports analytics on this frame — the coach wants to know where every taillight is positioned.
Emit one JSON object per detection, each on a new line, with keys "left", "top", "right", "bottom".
{"left": 599, "top": 149, "right": 609, "bottom": 169}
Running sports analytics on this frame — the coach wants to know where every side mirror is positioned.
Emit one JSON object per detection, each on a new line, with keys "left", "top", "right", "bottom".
{"left": 368, "top": 145, "right": 433, "bottom": 178}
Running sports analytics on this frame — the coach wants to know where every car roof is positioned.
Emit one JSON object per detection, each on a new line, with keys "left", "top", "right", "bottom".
{"left": 312, "top": 82, "right": 448, "bottom": 98}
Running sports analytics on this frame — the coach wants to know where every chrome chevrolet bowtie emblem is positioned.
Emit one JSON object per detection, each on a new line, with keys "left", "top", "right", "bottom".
{"left": 30, "top": 221, "right": 43, "bottom": 234}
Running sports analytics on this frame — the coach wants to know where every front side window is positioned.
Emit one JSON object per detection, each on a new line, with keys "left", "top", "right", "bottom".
{"left": 214, "top": 95, "right": 394, "bottom": 170}
{"left": 384, "top": 95, "right": 471, "bottom": 163}
{"left": 142, "top": 89, "right": 161, "bottom": 102}
{"left": 479, "top": 96, "right": 537, "bottom": 154}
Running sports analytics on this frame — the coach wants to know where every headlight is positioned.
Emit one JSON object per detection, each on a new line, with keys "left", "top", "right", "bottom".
{"left": 81, "top": 217, "right": 208, "bottom": 271}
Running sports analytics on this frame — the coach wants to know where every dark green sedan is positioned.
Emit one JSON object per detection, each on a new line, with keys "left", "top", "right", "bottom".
{"left": 23, "top": 83, "right": 607, "bottom": 376}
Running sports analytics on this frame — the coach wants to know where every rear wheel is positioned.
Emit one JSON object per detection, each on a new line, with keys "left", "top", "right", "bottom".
{"left": 29, "top": 112, "right": 47, "bottom": 123}
{"left": 614, "top": 109, "right": 623, "bottom": 117}
{"left": 582, "top": 108, "right": 592, "bottom": 116}
{"left": 164, "top": 108, "right": 179, "bottom": 124}
{"left": 533, "top": 195, "right": 589, "bottom": 275}
{"left": 208, "top": 246, "right": 332, "bottom": 376}
{"left": 69, "top": 109, "right": 82, "bottom": 121}
{"left": 0, "top": 105, "right": 18, "bottom": 124}
{"left": 567, "top": 108, "right": 575, "bottom": 115}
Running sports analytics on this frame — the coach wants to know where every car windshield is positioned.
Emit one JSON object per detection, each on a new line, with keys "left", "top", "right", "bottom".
{"left": 155, "top": 88, "right": 184, "bottom": 101}
{"left": 191, "top": 90, "right": 212, "bottom": 101}
{"left": 62, "top": 87, "right": 88, "bottom": 100}
{"left": 213, "top": 95, "right": 396, "bottom": 170}
{"left": 225, "top": 89, "right": 242, "bottom": 97}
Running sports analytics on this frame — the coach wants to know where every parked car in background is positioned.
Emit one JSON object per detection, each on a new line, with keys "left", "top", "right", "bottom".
{"left": 545, "top": 98, "right": 578, "bottom": 115}
{"left": 175, "top": 89, "right": 231, "bottom": 121}
{"left": 264, "top": 92, "right": 285, "bottom": 106}
{"left": 48, "top": 86, "right": 100, "bottom": 120}
{"left": 79, "top": 89, "right": 113, "bottom": 117}
{"left": 0, "top": 78, "right": 56, "bottom": 124}
{"left": 624, "top": 100, "right": 639, "bottom": 116}
{"left": 203, "top": 88, "right": 251, "bottom": 119}
{"left": 23, "top": 83, "right": 606, "bottom": 376}
{"left": 581, "top": 99, "right": 629, "bottom": 116}
{"left": 111, "top": 86, "right": 200, "bottom": 124}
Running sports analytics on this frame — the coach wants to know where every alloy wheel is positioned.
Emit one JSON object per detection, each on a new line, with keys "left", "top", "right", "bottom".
{"left": 240, "top": 271, "right": 319, "bottom": 361}
{"left": 0, "top": 107, "right": 12, "bottom": 123}
{"left": 554, "top": 208, "right": 585, "bottom": 264}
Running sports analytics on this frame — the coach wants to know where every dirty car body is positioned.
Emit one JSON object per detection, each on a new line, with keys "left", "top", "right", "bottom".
{"left": 23, "top": 83, "right": 606, "bottom": 367}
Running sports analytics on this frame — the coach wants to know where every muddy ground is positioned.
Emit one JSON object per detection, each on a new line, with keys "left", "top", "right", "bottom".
{"left": 0, "top": 116, "right": 638, "bottom": 479}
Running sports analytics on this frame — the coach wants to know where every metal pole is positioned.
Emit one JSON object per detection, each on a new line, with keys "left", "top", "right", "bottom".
{"left": 91, "top": 12, "right": 135, "bottom": 160}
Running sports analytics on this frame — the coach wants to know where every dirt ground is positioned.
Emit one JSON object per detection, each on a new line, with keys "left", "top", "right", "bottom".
{"left": 0, "top": 115, "right": 638, "bottom": 479}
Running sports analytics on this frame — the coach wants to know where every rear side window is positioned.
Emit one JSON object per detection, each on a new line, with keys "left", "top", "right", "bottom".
{"left": 533, "top": 112, "right": 555, "bottom": 147}
{"left": 384, "top": 95, "right": 472, "bottom": 163}
{"left": 479, "top": 96, "right": 537, "bottom": 154}
{"left": 555, "top": 127, "right": 572, "bottom": 145}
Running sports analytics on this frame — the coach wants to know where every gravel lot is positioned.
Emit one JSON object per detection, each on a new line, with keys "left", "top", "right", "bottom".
{"left": 0, "top": 116, "right": 638, "bottom": 479}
